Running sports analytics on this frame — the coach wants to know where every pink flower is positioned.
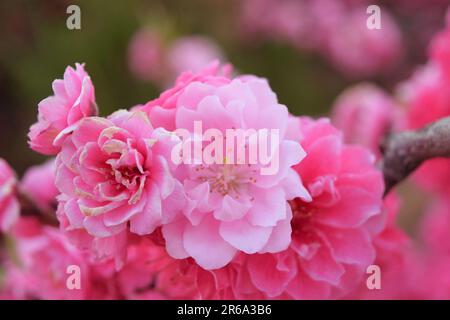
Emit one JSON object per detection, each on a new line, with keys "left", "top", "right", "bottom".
{"left": 127, "top": 28, "right": 165, "bottom": 84}
{"left": 325, "top": 8, "right": 403, "bottom": 78}
{"left": 331, "top": 83, "right": 404, "bottom": 158}
{"left": 2, "top": 218, "right": 91, "bottom": 300}
{"left": 421, "top": 198, "right": 450, "bottom": 256}
{"left": 28, "top": 63, "right": 98, "bottom": 155}
{"left": 239, "top": 0, "right": 403, "bottom": 78}
{"left": 430, "top": 9, "right": 450, "bottom": 81}
{"left": 167, "top": 36, "right": 226, "bottom": 80}
{"left": 346, "top": 193, "right": 415, "bottom": 299}
{"left": 148, "top": 69, "right": 310, "bottom": 270}
{"left": 411, "top": 197, "right": 450, "bottom": 299}
{"left": 397, "top": 17, "right": 450, "bottom": 195}
{"left": 112, "top": 238, "right": 196, "bottom": 300}
{"left": 20, "top": 159, "right": 58, "bottom": 212}
{"left": 415, "top": 255, "right": 450, "bottom": 300}
{"left": 0, "top": 158, "right": 19, "bottom": 232}
{"left": 55, "top": 110, "right": 185, "bottom": 268}
{"left": 139, "top": 61, "right": 232, "bottom": 131}
{"left": 117, "top": 235, "right": 245, "bottom": 299}
{"left": 238, "top": 117, "right": 385, "bottom": 299}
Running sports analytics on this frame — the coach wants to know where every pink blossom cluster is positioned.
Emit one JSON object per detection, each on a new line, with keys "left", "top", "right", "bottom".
{"left": 329, "top": 9, "right": 450, "bottom": 299}
{"left": 239, "top": 0, "right": 403, "bottom": 78}
{"left": 396, "top": 10, "right": 450, "bottom": 197}
{"left": 2, "top": 9, "right": 450, "bottom": 299}
{"left": 0, "top": 59, "right": 391, "bottom": 300}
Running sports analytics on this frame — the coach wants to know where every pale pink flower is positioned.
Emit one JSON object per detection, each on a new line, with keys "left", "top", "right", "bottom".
{"left": 237, "top": 117, "right": 385, "bottom": 299}
{"left": 127, "top": 28, "right": 165, "bottom": 84}
{"left": 139, "top": 61, "right": 232, "bottom": 131}
{"left": 0, "top": 158, "right": 19, "bottom": 232}
{"left": 167, "top": 36, "right": 225, "bottom": 79}
{"left": 20, "top": 159, "right": 58, "bottom": 212}
{"left": 55, "top": 110, "right": 185, "bottom": 268}
{"left": 28, "top": 63, "right": 98, "bottom": 155}
{"left": 146, "top": 67, "right": 310, "bottom": 270}
{"left": 331, "top": 83, "right": 404, "bottom": 158}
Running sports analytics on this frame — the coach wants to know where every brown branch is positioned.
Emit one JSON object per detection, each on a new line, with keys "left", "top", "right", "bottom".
{"left": 17, "top": 191, "right": 58, "bottom": 227}
{"left": 381, "top": 116, "right": 450, "bottom": 195}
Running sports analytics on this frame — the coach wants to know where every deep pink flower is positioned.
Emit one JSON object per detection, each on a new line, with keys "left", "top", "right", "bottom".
{"left": 28, "top": 63, "right": 98, "bottom": 155}
{"left": 346, "top": 193, "right": 415, "bottom": 299}
{"left": 146, "top": 68, "right": 310, "bottom": 270}
{"left": 412, "top": 197, "right": 450, "bottom": 299}
{"left": 415, "top": 255, "right": 450, "bottom": 300}
{"left": 238, "top": 117, "right": 385, "bottom": 299}
{"left": 107, "top": 236, "right": 237, "bottom": 299}
{"left": 55, "top": 110, "right": 185, "bottom": 268}
{"left": 331, "top": 83, "right": 404, "bottom": 158}
{"left": 20, "top": 159, "right": 58, "bottom": 212}
{"left": 0, "top": 158, "right": 19, "bottom": 232}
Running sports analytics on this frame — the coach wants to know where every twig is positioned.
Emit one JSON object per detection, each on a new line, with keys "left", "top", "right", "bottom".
{"left": 381, "top": 116, "right": 450, "bottom": 195}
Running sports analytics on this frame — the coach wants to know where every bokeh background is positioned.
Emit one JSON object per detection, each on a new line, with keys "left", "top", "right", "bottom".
{"left": 0, "top": 0, "right": 448, "bottom": 235}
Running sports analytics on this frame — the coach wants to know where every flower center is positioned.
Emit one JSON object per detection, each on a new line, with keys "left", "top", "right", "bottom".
{"left": 112, "top": 166, "right": 143, "bottom": 190}
{"left": 195, "top": 163, "right": 258, "bottom": 198}
{"left": 289, "top": 198, "right": 316, "bottom": 234}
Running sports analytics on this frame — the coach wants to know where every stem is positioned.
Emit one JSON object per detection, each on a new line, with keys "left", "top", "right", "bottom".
{"left": 381, "top": 116, "right": 450, "bottom": 194}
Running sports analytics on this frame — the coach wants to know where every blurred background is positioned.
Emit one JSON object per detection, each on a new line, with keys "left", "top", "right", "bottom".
{"left": 0, "top": 0, "right": 448, "bottom": 234}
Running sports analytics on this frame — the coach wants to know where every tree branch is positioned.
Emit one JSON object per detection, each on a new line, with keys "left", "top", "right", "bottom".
{"left": 17, "top": 191, "right": 58, "bottom": 227}
{"left": 381, "top": 116, "right": 450, "bottom": 195}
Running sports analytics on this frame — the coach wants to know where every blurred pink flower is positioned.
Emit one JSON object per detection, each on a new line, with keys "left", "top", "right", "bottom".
{"left": 239, "top": 0, "right": 403, "bottom": 78}
{"left": 55, "top": 110, "right": 185, "bottom": 268}
{"left": 2, "top": 218, "right": 90, "bottom": 299}
{"left": 143, "top": 65, "right": 311, "bottom": 270}
{"left": 325, "top": 8, "right": 403, "bottom": 78}
{"left": 0, "top": 158, "right": 19, "bottom": 232}
{"left": 331, "top": 83, "right": 404, "bottom": 158}
{"left": 239, "top": 117, "right": 385, "bottom": 299}
{"left": 415, "top": 255, "right": 450, "bottom": 299}
{"left": 20, "top": 159, "right": 58, "bottom": 212}
{"left": 28, "top": 63, "right": 98, "bottom": 155}
{"left": 411, "top": 196, "right": 450, "bottom": 299}
{"left": 167, "top": 36, "right": 226, "bottom": 81}
{"left": 398, "top": 15, "right": 450, "bottom": 195}
{"left": 430, "top": 9, "right": 450, "bottom": 80}
{"left": 127, "top": 29, "right": 165, "bottom": 84}
{"left": 421, "top": 198, "right": 450, "bottom": 256}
